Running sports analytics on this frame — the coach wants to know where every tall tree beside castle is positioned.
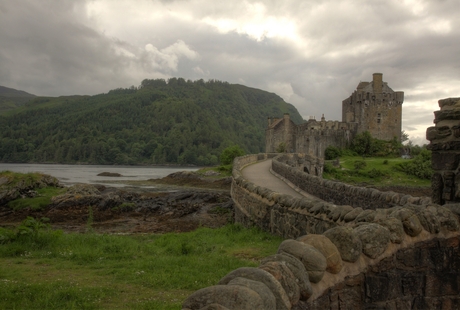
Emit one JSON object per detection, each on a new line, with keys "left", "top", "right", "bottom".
{"left": 266, "top": 73, "right": 404, "bottom": 157}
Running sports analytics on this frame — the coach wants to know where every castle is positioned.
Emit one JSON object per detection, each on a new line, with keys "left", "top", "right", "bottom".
{"left": 265, "top": 73, "right": 404, "bottom": 157}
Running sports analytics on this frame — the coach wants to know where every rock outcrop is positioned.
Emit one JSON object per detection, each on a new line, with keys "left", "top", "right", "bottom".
{"left": 0, "top": 172, "right": 61, "bottom": 206}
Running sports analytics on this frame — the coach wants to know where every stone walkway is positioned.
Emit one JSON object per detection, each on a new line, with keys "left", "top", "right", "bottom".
{"left": 241, "top": 159, "right": 317, "bottom": 199}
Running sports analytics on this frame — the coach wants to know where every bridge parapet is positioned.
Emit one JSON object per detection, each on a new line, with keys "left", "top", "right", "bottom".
{"left": 183, "top": 151, "right": 460, "bottom": 309}
{"left": 273, "top": 153, "right": 431, "bottom": 209}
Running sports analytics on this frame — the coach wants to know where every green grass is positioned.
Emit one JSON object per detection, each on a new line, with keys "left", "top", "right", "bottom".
{"left": 196, "top": 166, "right": 232, "bottom": 177}
{"left": 1, "top": 171, "right": 66, "bottom": 211}
{"left": 1, "top": 170, "right": 43, "bottom": 187}
{"left": 323, "top": 155, "right": 431, "bottom": 187}
{"left": 7, "top": 187, "right": 66, "bottom": 211}
{"left": 0, "top": 223, "right": 282, "bottom": 309}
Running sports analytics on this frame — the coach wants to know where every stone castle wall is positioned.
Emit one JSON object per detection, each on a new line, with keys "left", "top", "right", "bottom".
{"left": 427, "top": 97, "right": 460, "bottom": 205}
{"left": 265, "top": 114, "right": 297, "bottom": 153}
{"left": 294, "top": 120, "right": 357, "bottom": 158}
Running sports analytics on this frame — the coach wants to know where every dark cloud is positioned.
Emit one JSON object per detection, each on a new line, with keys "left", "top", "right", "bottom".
{"left": 1, "top": 0, "right": 459, "bottom": 144}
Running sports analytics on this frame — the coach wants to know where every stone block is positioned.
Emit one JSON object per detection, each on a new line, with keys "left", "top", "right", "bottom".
{"left": 182, "top": 285, "right": 263, "bottom": 310}
{"left": 343, "top": 207, "right": 363, "bottom": 222}
{"left": 277, "top": 239, "right": 327, "bottom": 283}
{"left": 365, "top": 274, "right": 401, "bottom": 303}
{"left": 323, "top": 226, "right": 362, "bottom": 263}
{"left": 354, "top": 223, "right": 391, "bottom": 259}
{"left": 227, "top": 277, "right": 276, "bottom": 310}
{"left": 425, "top": 273, "right": 460, "bottom": 297}
{"left": 375, "top": 217, "right": 405, "bottom": 244}
{"left": 389, "top": 209, "right": 423, "bottom": 237}
{"left": 400, "top": 272, "right": 424, "bottom": 297}
{"left": 259, "top": 261, "right": 300, "bottom": 306}
{"left": 261, "top": 253, "right": 313, "bottom": 300}
{"left": 431, "top": 152, "right": 460, "bottom": 170}
{"left": 297, "top": 234, "right": 343, "bottom": 274}
{"left": 218, "top": 267, "right": 290, "bottom": 310}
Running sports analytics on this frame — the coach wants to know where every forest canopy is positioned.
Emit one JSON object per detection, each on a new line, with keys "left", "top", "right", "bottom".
{"left": 0, "top": 78, "right": 303, "bottom": 165}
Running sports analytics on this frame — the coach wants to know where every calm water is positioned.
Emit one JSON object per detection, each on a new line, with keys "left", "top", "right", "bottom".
{"left": 0, "top": 163, "right": 198, "bottom": 188}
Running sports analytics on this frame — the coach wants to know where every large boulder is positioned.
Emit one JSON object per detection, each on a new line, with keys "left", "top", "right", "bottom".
{"left": 375, "top": 217, "right": 405, "bottom": 244}
{"left": 0, "top": 173, "right": 61, "bottom": 206}
{"left": 261, "top": 253, "right": 312, "bottom": 300}
{"left": 227, "top": 277, "right": 276, "bottom": 310}
{"left": 297, "top": 234, "right": 343, "bottom": 274}
{"left": 343, "top": 207, "right": 363, "bottom": 222}
{"left": 389, "top": 208, "right": 423, "bottom": 237}
{"left": 323, "top": 226, "right": 362, "bottom": 263}
{"left": 182, "top": 285, "right": 263, "bottom": 310}
{"left": 259, "top": 261, "right": 300, "bottom": 306}
{"left": 354, "top": 223, "right": 391, "bottom": 259}
{"left": 51, "top": 184, "right": 104, "bottom": 209}
{"left": 218, "top": 267, "right": 290, "bottom": 310}
{"left": 277, "top": 239, "right": 327, "bottom": 283}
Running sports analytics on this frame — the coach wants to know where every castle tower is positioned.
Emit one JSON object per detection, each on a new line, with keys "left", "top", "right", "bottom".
{"left": 342, "top": 73, "right": 404, "bottom": 141}
{"left": 373, "top": 73, "right": 383, "bottom": 94}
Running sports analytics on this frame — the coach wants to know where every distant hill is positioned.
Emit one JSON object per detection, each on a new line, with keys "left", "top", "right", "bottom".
{"left": 0, "top": 86, "right": 36, "bottom": 112}
{"left": 0, "top": 78, "right": 304, "bottom": 165}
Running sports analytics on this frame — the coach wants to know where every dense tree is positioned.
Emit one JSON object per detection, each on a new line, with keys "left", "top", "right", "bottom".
{"left": 0, "top": 79, "right": 303, "bottom": 165}
{"left": 220, "top": 145, "right": 245, "bottom": 165}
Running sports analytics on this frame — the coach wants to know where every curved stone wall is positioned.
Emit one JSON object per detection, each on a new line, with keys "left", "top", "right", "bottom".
{"left": 182, "top": 153, "right": 460, "bottom": 309}
{"left": 273, "top": 153, "right": 431, "bottom": 209}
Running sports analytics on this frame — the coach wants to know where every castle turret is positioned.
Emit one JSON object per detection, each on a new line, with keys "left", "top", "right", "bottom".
{"left": 373, "top": 73, "right": 383, "bottom": 94}
{"left": 342, "top": 73, "right": 403, "bottom": 141}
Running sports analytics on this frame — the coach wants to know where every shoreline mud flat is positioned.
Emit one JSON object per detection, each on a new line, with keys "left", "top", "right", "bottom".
{"left": 0, "top": 172, "right": 234, "bottom": 234}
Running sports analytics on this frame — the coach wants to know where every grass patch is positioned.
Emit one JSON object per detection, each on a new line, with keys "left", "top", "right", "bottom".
{"left": 323, "top": 155, "right": 431, "bottom": 187}
{"left": 196, "top": 166, "right": 232, "bottom": 178}
{"left": 0, "top": 170, "right": 43, "bottom": 187}
{"left": 1, "top": 170, "right": 65, "bottom": 211}
{"left": 7, "top": 187, "right": 66, "bottom": 211}
{"left": 0, "top": 223, "right": 282, "bottom": 309}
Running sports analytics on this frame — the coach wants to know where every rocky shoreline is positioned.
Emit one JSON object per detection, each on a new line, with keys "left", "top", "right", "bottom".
{"left": 0, "top": 169, "right": 432, "bottom": 234}
{"left": 0, "top": 171, "right": 234, "bottom": 234}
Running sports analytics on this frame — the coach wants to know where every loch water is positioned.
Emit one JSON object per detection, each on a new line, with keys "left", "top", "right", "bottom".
{"left": 0, "top": 163, "right": 198, "bottom": 188}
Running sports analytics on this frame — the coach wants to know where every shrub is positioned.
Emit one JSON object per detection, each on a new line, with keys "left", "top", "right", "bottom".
{"left": 323, "top": 163, "right": 338, "bottom": 174}
{"left": 220, "top": 145, "right": 245, "bottom": 165}
{"left": 395, "top": 149, "right": 432, "bottom": 179}
{"left": 367, "top": 168, "right": 385, "bottom": 178}
{"left": 353, "top": 160, "right": 367, "bottom": 171}
{"left": 325, "top": 146, "right": 342, "bottom": 160}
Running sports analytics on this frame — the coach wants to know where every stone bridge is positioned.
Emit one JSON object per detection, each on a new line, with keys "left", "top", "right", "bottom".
{"left": 183, "top": 98, "right": 460, "bottom": 310}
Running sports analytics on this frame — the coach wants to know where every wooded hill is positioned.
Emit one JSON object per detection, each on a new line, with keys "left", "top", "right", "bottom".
{"left": 0, "top": 86, "right": 36, "bottom": 113}
{"left": 0, "top": 78, "right": 303, "bottom": 165}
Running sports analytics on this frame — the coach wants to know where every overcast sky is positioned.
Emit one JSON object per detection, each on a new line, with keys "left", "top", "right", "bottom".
{"left": 1, "top": 0, "right": 459, "bottom": 145}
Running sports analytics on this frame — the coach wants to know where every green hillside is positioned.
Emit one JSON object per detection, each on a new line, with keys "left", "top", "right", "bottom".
{"left": 0, "top": 86, "right": 36, "bottom": 112}
{"left": 0, "top": 78, "right": 303, "bottom": 165}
